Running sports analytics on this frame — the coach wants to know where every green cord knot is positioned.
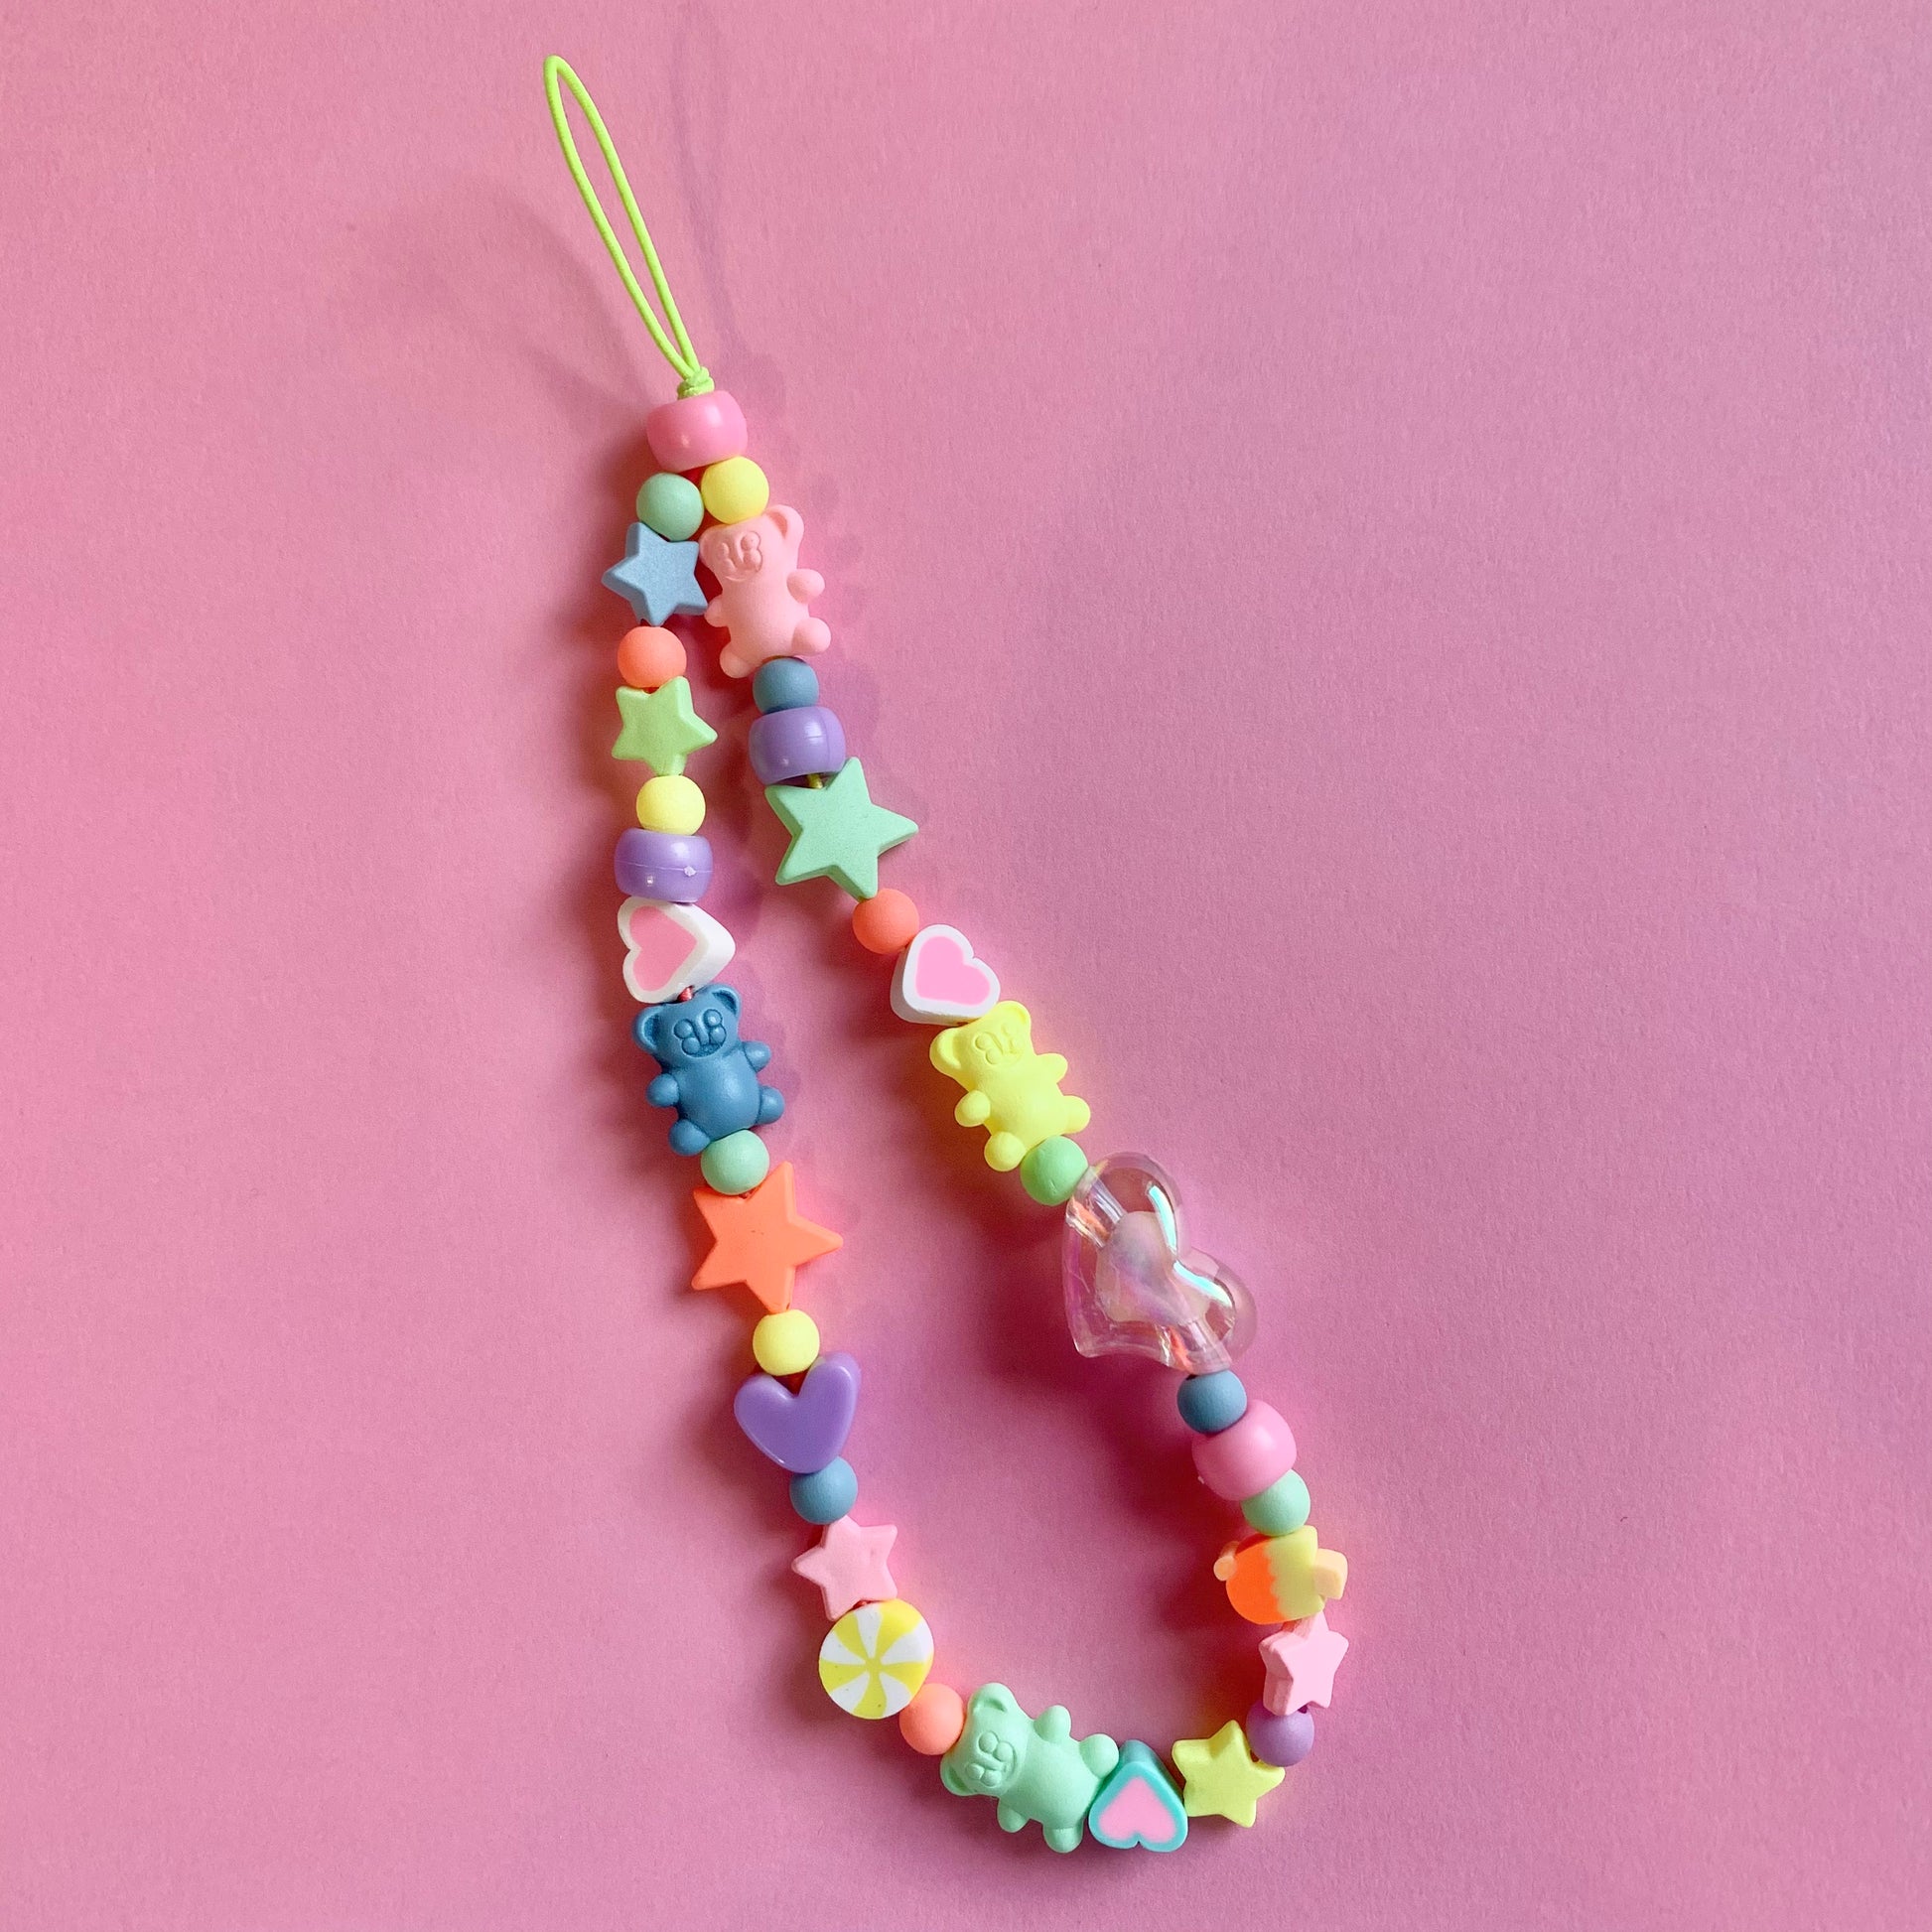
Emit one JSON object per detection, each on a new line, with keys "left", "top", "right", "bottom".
{"left": 676, "top": 368, "right": 716, "bottom": 399}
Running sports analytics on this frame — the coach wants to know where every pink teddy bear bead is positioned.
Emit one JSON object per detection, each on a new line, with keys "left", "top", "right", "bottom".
{"left": 698, "top": 505, "right": 829, "bottom": 679}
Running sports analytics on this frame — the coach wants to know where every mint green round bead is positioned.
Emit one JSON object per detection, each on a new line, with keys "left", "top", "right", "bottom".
{"left": 701, "top": 1130, "right": 769, "bottom": 1195}
{"left": 1021, "top": 1136, "right": 1089, "bottom": 1206}
{"left": 1241, "top": 1469, "right": 1311, "bottom": 1536}
{"left": 636, "top": 471, "right": 704, "bottom": 541}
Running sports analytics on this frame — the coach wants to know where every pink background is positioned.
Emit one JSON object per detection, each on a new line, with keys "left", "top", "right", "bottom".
{"left": 2, "top": 3, "right": 1927, "bottom": 1927}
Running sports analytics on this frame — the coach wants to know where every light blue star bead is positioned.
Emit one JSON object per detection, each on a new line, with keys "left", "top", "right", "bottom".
{"left": 603, "top": 521, "right": 707, "bottom": 626}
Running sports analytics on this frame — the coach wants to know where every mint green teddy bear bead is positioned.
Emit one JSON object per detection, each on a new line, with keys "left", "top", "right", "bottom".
{"left": 939, "top": 1685, "right": 1120, "bottom": 1852}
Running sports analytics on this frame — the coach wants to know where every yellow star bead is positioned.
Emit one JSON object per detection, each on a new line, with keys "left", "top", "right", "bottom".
{"left": 1172, "top": 1721, "right": 1285, "bottom": 1828}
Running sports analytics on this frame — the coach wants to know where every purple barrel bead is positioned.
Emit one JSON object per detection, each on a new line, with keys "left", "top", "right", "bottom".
{"left": 1244, "top": 1702, "right": 1314, "bottom": 1769}
{"left": 615, "top": 828, "right": 712, "bottom": 902}
{"left": 748, "top": 703, "right": 846, "bottom": 785}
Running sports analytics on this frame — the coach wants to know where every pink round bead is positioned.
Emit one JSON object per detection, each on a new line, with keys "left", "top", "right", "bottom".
{"left": 1190, "top": 1400, "right": 1297, "bottom": 1501}
{"left": 645, "top": 389, "right": 748, "bottom": 474}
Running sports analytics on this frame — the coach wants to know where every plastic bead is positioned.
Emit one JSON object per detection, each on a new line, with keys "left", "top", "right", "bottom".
{"left": 1259, "top": 1609, "right": 1348, "bottom": 1713}
{"left": 1087, "top": 1741, "right": 1188, "bottom": 1853}
{"left": 818, "top": 1598, "right": 932, "bottom": 1718}
{"left": 748, "top": 703, "right": 846, "bottom": 784}
{"left": 1213, "top": 1526, "right": 1348, "bottom": 1625}
{"left": 752, "top": 656, "right": 819, "bottom": 713}
{"left": 940, "top": 1687, "right": 1120, "bottom": 1854}
{"left": 1062, "top": 1155, "right": 1253, "bottom": 1370}
{"left": 614, "top": 678, "right": 716, "bottom": 775}
{"left": 1243, "top": 1704, "right": 1314, "bottom": 1770}
{"left": 690, "top": 1163, "right": 842, "bottom": 1312}
{"left": 604, "top": 521, "right": 706, "bottom": 625}
{"left": 1241, "top": 1468, "right": 1311, "bottom": 1536}
{"left": 1177, "top": 1369, "right": 1248, "bottom": 1436}
{"left": 618, "top": 896, "right": 734, "bottom": 1005}
{"left": 753, "top": 1308, "right": 820, "bottom": 1377}
{"left": 930, "top": 1002, "right": 1089, "bottom": 1172}
{"left": 1021, "top": 1137, "right": 1088, "bottom": 1206}
{"left": 891, "top": 923, "right": 1001, "bottom": 1024}
{"left": 1191, "top": 1400, "right": 1296, "bottom": 1500}
{"left": 618, "top": 624, "right": 686, "bottom": 690}
{"left": 635, "top": 985, "right": 783, "bottom": 1154}
{"left": 636, "top": 470, "right": 704, "bottom": 540}
{"left": 766, "top": 759, "right": 918, "bottom": 899}
{"left": 700, "top": 1128, "right": 768, "bottom": 1195}
{"left": 734, "top": 1351, "right": 860, "bottom": 1472}
{"left": 789, "top": 1456, "right": 858, "bottom": 1524}
{"left": 700, "top": 455, "right": 769, "bottom": 525}
{"left": 1172, "top": 1722, "right": 1285, "bottom": 1826}
{"left": 899, "top": 1682, "right": 966, "bottom": 1756}
{"left": 852, "top": 888, "right": 919, "bottom": 954}
{"left": 698, "top": 508, "right": 829, "bottom": 677}
{"left": 791, "top": 1515, "right": 897, "bottom": 1616}
{"left": 636, "top": 772, "right": 706, "bottom": 834}
{"left": 615, "top": 828, "right": 712, "bottom": 903}
{"left": 645, "top": 388, "right": 748, "bottom": 473}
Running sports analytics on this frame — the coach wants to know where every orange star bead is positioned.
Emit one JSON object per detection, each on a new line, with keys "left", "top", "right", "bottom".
{"left": 691, "top": 1163, "right": 841, "bottom": 1312}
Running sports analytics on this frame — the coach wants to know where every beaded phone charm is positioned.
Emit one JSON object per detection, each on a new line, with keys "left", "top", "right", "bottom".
{"left": 545, "top": 58, "right": 1352, "bottom": 1852}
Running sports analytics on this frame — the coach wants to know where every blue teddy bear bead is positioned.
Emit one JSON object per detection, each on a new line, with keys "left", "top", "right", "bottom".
{"left": 633, "top": 984, "right": 784, "bottom": 1155}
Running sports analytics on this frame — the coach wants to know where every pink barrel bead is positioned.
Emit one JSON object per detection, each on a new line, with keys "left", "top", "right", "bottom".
{"left": 646, "top": 389, "right": 748, "bottom": 474}
{"left": 1191, "top": 1400, "right": 1296, "bottom": 1501}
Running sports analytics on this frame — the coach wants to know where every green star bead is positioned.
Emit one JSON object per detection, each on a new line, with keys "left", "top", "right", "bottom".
{"left": 765, "top": 758, "right": 918, "bottom": 899}
{"left": 612, "top": 677, "right": 717, "bottom": 776}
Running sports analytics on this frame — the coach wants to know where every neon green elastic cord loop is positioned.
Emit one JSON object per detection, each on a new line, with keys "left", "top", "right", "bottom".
{"left": 543, "top": 56, "right": 713, "bottom": 397}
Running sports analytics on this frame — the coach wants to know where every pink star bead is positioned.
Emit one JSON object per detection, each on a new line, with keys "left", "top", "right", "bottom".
{"left": 1259, "top": 1608, "right": 1350, "bottom": 1713}
{"left": 789, "top": 1516, "right": 898, "bottom": 1619}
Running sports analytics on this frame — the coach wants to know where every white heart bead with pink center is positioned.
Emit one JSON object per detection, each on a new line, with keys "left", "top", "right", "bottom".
{"left": 890, "top": 923, "right": 1001, "bottom": 1024}
{"left": 619, "top": 896, "right": 735, "bottom": 1004}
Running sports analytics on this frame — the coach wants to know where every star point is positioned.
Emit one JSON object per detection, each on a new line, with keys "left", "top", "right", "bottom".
{"left": 1172, "top": 1720, "right": 1285, "bottom": 1828}
{"left": 1259, "top": 1609, "right": 1349, "bottom": 1714}
{"left": 791, "top": 1516, "right": 898, "bottom": 1618}
{"left": 765, "top": 758, "right": 917, "bottom": 899}
{"left": 613, "top": 676, "right": 716, "bottom": 775}
{"left": 604, "top": 520, "right": 706, "bottom": 626}
{"left": 691, "top": 1162, "right": 841, "bottom": 1312}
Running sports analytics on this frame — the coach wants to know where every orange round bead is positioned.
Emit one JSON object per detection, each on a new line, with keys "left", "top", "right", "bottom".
{"left": 617, "top": 625, "right": 686, "bottom": 690}
{"left": 897, "top": 1681, "right": 965, "bottom": 1755}
{"left": 852, "top": 888, "right": 919, "bottom": 955}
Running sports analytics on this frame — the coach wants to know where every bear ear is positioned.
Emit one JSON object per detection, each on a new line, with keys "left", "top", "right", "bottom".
{"left": 929, "top": 1024, "right": 964, "bottom": 1077}
{"left": 977, "top": 1684, "right": 1018, "bottom": 1718}
{"left": 767, "top": 503, "right": 799, "bottom": 543}
{"left": 994, "top": 1001, "right": 1033, "bottom": 1048}
{"left": 706, "top": 984, "right": 740, "bottom": 1019}
{"left": 697, "top": 525, "right": 725, "bottom": 563}
{"left": 939, "top": 1757, "right": 971, "bottom": 1796}
{"left": 633, "top": 1008, "right": 667, "bottom": 1056}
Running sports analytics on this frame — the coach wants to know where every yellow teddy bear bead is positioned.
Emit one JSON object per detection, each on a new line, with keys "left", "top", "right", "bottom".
{"left": 929, "top": 1001, "right": 1091, "bottom": 1172}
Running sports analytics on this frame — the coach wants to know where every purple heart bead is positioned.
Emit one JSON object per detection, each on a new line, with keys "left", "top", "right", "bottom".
{"left": 733, "top": 1352, "right": 860, "bottom": 1474}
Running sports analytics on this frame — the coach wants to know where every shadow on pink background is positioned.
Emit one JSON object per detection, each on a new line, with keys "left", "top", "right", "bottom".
{"left": 1, "top": 4, "right": 1927, "bottom": 1928}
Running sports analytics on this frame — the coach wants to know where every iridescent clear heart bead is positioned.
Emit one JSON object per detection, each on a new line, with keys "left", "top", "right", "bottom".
{"left": 1062, "top": 1154, "right": 1257, "bottom": 1372}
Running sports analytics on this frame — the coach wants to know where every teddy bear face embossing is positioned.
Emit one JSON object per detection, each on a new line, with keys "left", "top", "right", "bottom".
{"left": 699, "top": 523, "right": 764, "bottom": 583}
{"left": 640, "top": 986, "right": 739, "bottom": 1065}
{"left": 940, "top": 1687, "right": 1026, "bottom": 1797}
{"left": 957, "top": 1005, "right": 1031, "bottom": 1077}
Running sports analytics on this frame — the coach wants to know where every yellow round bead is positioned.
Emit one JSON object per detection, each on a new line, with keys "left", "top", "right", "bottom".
{"left": 636, "top": 773, "right": 705, "bottom": 834}
{"left": 753, "top": 1309, "right": 820, "bottom": 1377}
{"left": 701, "top": 456, "right": 769, "bottom": 525}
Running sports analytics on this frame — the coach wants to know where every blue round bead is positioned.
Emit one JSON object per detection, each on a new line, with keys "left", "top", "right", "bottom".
{"left": 789, "top": 1456, "right": 858, "bottom": 1524}
{"left": 753, "top": 657, "right": 820, "bottom": 714}
{"left": 1176, "top": 1369, "right": 1248, "bottom": 1435}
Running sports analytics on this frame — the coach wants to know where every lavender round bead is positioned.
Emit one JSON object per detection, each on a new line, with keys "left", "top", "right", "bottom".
{"left": 615, "top": 828, "right": 713, "bottom": 903}
{"left": 1244, "top": 1702, "right": 1314, "bottom": 1769}
{"left": 748, "top": 704, "right": 846, "bottom": 784}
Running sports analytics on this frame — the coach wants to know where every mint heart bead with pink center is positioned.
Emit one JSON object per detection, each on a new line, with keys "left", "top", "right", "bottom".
{"left": 1087, "top": 1741, "right": 1189, "bottom": 1853}
{"left": 1063, "top": 1155, "right": 1257, "bottom": 1372}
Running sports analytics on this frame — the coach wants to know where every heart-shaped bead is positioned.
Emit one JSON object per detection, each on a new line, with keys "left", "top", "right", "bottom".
{"left": 890, "top": 923, "right": 1001, "bottom": 1024}
{"left": 618, "top": 896, "right": 735, "bottom": 1004}
{"left": 1087, "top": 1741, "right": 1189, "bottom": 1852}
{"left": 1062, "top": 1155, "right": 1256, "bottom": 1372}
{"left": 734, "top": 1351, "right": 860, "bottom": 1473}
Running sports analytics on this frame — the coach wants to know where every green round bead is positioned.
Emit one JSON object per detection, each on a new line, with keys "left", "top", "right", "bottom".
{"left": 1021, "top": 1136, "right": 1089, "bottom": 1206}
{"left": 700, "top": 1130, "right": 769, "bottom": 1195}
{"left": 636, "top": 471, "right": 704, "bottom": 541}
{"left": 1241, "top": 1469, "right": 1311, "bottom": 1536}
